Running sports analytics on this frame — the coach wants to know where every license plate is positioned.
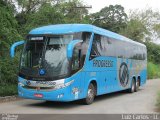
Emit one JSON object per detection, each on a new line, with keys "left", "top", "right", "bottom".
{"left": 34, "top": 93, "right": 43, "bottom": 98}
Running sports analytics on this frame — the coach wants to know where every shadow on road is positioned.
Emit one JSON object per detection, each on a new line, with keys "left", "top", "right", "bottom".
{"left": 23, "top": 89, "right": 144, "bottom": 109}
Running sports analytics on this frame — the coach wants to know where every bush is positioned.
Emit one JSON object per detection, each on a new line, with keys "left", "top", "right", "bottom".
{"left": 157, "top": 92, "right": 160, "bottom": 111}
{"left": 145, "top": 42, "right": 160, "bottom": 64}
{"left": 0, "top": 84, "right": 17, "bottom": 97}
{"left": 0, "top": 52, "right": 20, "bottom": 97}
{"left": 147, "top": 62, "right": 160, "bottom": 79}
{"left": 0, "top": 55, "right": 20, "bottom": 85}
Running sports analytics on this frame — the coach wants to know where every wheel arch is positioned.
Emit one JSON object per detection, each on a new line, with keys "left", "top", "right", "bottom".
{"left": 90, "top": 80, "right": 97, "bottom": 96}
{"left": 86, "top": 79, "right": 98, "bottom": 96}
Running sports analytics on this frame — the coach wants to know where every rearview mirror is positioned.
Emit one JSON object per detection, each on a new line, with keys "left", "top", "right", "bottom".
{"left": 10, "top": 40, "right": 25, "bottom": 58}
{"left": 67, "top": 40, "right": 83, "bottom": 60}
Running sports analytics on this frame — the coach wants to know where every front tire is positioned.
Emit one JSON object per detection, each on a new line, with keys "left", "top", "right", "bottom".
{"left": 82, "top": 83, "right": 95, "bottom": 105}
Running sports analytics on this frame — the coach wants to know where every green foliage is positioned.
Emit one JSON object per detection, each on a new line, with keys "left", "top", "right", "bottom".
{"left": 0, "top": 84, "right": 17, "bottom": 96}
{"left": 157, "top": 92, "right": 160, "bottom": 110}
{"left": 153, "top": 24, "right": 160, "bottom": 38}
{"left": 125, "top": 9, "right": 160, "bottom": 42}
{"left": 0, "top": 0, "right": 22, "bottom": 87}
{"left": 0, "top": 55, "right": 20, "bottom": 85}
{"left": 16, "top": 0, "right": 90, "bottom": 35}
{"left": 119, "top": 19, "right": 149, "bottom": 42}
{"left": 0, "top": 1, "right": 22, "bottom": 52}
{"left": 19, "top": 3, "right": 65, "bottom": 35}
{"left": 91, "top": 5, "right": 127, "bottom": 33}
{"left": 145, "top": 42, "right": 160, "bottom": 64}
{"left": 60, "top": 0, "right": 89, "bottom": 23}
{"left": 147, "top": 62, "right": 160, "bottom": 79}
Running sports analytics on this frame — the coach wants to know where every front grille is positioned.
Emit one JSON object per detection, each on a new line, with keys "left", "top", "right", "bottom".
{"left": 23, "top": 85, "right": 55, "bottom": 91}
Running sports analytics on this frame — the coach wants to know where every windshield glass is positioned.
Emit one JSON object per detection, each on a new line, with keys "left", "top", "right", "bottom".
{"left": 43, "top": 35, "right": 72, "bottom": 76}
{"left": 21, "top": 37, "right": 45, "bottom": 68}
{"left": 20, "top": 34, "right": 75, "bottom": 80}
{"left": 19, "top": 32, "right": 91, "bottom": 80}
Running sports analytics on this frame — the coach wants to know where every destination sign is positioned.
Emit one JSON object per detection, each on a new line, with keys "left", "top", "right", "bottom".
{"left": 30, "top": 37, "right": 44, "bottom": 41}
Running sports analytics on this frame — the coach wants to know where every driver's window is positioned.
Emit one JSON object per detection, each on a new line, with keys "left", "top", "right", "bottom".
{"left": 72, "top": 49, "right": 80, "bottom": 70}
{"left": 72, "top": 47, "right": 81, "bottom": 71}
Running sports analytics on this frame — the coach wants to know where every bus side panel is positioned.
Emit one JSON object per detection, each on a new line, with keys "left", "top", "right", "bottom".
{"left": 140, "top": 69, "right": 147, "bottom": 86}
{"left": 116, "top": 58, "right": 132, "bottom": 91}
{"left": 84, "top": 56, "right": 119, "bottom": 95}
{"left": 83, "top": 57, "right": 147, "bottom": 98}
{"left": 139, "top": 60, "right": 147, "bottom": 86}
{"left": 68, "top": 71, "right": 86, "bottom": 100}
{"left": 127, "top": 59, "right": 147, "bottom": 87}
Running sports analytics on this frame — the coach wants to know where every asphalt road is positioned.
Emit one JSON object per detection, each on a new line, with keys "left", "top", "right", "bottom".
{"left": 0, "top": 79, "right": 160, "bottom": 114}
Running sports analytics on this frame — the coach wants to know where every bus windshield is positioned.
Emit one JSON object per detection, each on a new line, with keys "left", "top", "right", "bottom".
{"left": 20, "top": 34, "right": 75, "bottom": 79}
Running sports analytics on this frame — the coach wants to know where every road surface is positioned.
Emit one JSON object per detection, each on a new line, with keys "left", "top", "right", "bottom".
{"left": 0, "top": 79, "right": 160, "bottom": 114}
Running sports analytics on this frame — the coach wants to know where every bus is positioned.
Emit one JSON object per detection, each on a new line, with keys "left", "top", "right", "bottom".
{"left": 10, "top": 24, "right": 147, "bottom": 105}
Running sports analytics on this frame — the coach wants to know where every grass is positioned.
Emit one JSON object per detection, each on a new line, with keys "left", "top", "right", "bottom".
{"left": 157, "top": 92, "right": 160, "bottom": 112}
{"left": 0, "top": 84, "right": 17, "bottom": 97}
{"left": 147, "top": 62, "right": 160, "bottom": 79}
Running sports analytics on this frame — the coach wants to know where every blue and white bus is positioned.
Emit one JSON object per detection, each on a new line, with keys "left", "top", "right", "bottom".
{"left": 11, "top": 24, "right": 147, "bottom": 104}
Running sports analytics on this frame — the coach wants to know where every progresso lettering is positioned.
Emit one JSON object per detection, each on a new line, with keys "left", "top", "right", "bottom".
{"left": 93, "top": 60, "right": 113, "bottom": 67}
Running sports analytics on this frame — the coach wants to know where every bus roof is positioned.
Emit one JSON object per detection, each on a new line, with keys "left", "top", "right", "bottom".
{"left": 29, "top": 24, "right": 145, "bottom": 47}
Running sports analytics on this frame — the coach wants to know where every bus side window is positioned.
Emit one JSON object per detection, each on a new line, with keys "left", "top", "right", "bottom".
{"left": 90, "top": 34, "right": 101, "bottom": 60}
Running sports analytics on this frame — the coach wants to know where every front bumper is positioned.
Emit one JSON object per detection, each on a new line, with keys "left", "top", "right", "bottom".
{"left": 18, "top": 77, "right": 76, "bottom": 102}
{"left": 18, "top": 85, "right": 73, "bottom": 102}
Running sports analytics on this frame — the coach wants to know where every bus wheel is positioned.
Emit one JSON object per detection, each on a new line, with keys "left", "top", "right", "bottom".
{"left": 129, "top": 79, "right": 136, "bottom": 93}
{"left": 135, "top": 79, "right": 140, "bottom": 92}
{"left": 83, "top": 83, "right": 95, "bottom": 105}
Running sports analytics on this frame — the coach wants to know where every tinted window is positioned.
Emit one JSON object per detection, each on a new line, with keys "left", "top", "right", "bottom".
{"left": 90, "top": 34, "right": 101, "bottom": 59}
{"left": 90, "top": 33, "right": 146, "bottom": 60}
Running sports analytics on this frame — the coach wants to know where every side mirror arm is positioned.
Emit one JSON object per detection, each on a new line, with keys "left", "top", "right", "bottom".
{"left": 10, "top": 40, "right": 25, "bottom": 58}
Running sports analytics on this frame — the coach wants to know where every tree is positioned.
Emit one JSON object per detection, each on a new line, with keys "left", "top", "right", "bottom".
{"left": 119, "top": 9, "right": 160, "bottom": 65}
{"left": 145, "top": 41, "right": 160, "bottom": 64}
{"left": 119, "top": 19, "right": 149, "bottom": 42}
{"left": 0, "top": 0, "right": 22, "bottom": 84}
{"left": 0, "top": 0, "right": 21, "bottom": 56}
{"left": 15, "top": 0, "right": 67, "bottom": 29}
{"left": 60, "top": 0, "right": 89, "bottom": 23}
{"left": 126, "top": 9, "right": 160, "bottom": 42}
{"left": 153, "top": 23, "right": 160, "bottom": 39}
{"left": 91, "top": 5, "right": 128, "bottom": 33}
{"left": 16, "top": 0, "right": 90, "bottom": 35}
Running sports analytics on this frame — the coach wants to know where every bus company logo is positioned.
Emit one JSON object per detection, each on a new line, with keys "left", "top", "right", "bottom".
{"left": 119, "top": 62, "right": 129, "bottom": 87}
{"left": 26, "top": 80, "right": 31, "bottom": 86}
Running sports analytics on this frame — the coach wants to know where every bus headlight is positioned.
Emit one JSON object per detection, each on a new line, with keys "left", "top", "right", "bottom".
{"left": 55, "top": 80, "right": 74, "bottom": 90}
{"left": 18, "top": 81, "right": 24, "bottom": 87}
